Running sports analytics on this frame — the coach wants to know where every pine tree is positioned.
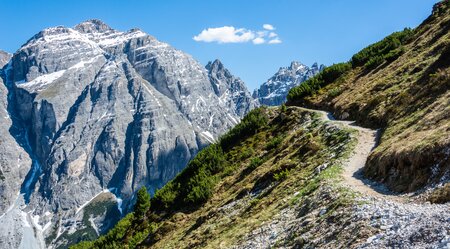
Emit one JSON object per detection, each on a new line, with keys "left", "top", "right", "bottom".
{"left": 134, "top": 186, "right": 150, "bottom": 220}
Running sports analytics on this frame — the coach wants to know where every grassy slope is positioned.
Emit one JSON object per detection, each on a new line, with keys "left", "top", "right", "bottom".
{"left": 72, "top": 106, "right": 367, "bottom": 248}
{"left": 288, "top": 1, "right": 450, "bottom": 194}
{"left": 72, "top": 2, "right": 450, "bottom": 248}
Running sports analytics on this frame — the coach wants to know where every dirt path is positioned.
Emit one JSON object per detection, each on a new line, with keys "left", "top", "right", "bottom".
{"left": 295, "top": 107, "right": 406, "bottom": 202}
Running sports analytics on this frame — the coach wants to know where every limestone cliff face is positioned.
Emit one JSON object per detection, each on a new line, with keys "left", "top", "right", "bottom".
{"left": 206, "top": 59, "right": 259, "bottom": 117}
{"left": 0, "top": 20, "right": 254, "bottom": 248}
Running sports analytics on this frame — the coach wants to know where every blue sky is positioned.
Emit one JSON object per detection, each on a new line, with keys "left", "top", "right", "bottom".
{"left": 0, "top": 0, "right": 439, "bottom": 90}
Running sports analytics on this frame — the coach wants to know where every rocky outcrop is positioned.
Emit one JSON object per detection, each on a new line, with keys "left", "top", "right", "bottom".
{"left": 0, "top": 19, "right": 253, "bottom": 248}
{"left": 253, "top": 61, "right": 323, "bottom": 106}
{"left": 206, "top": 59, "right": 258, "bottom": 117}
{"left": 0, "top": 72, "right": 32, "bottom": 215}
{"left": 0, "top": 50, "right": 11, "bottom": 68}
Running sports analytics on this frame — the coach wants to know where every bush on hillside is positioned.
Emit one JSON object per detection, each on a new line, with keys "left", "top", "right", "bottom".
{"left": 219, "top": 107, "right": 268, "bottom": 151}
{"left": 287, "top": 62, "right": 351, "bottom": 102}
{"left": 351, "top": 28, "right": 413, "bottom": 68}
{"left": 151, "top": 144, "right": 226, "bottom": 211}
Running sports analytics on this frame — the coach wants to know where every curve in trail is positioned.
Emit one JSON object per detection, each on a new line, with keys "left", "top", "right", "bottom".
{"left": 294, "top": 107, "right": 405, "bottom": 202}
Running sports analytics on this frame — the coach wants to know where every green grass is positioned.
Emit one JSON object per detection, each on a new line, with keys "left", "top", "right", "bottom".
{"left": 73, "top": 107, "right": 360, "bottom": 249}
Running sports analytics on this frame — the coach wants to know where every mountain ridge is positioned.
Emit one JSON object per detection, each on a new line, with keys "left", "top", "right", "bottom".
{"left": 253, "top": 61, "right": 323, "bottom": 106}
{"left": 0, "top": 19, "right": 255, "bottom": 248}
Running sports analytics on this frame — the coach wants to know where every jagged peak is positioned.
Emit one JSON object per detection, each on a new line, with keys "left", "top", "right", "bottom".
{"left": 74, "top": 19, "right": 114, "bottom": 34}
{"left": 206, "top": 59, "right": 224, "bottom": 71}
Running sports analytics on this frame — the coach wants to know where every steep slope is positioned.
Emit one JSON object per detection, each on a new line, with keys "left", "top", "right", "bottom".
{"left": 74, "top": 106, "right": 449, "bottom": 249}
{"left": 0, "top": 20, "right": 254, "bottom": 248}
{"left": 0, "top": 62, "right": 36, "bottom": 249}
{"left": 287, "top": 0, "right": 450, "bottom": 198}
{"left": 206, "top": 59, "right": 259, "bottom": 117}
{"left": 253, "top": 61, "right": 323, "bottom": 106}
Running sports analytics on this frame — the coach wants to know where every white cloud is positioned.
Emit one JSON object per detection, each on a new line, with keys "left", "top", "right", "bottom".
{"left": 263, "top": 24, "right": 275, "bottom": 31}
{"left": 193, "top": 26, "right": 255, "bottom": 43}
{"left": 253, "top": 37, "right": 265, "bottom": 45}
{"left": 193, "top": 25, "right": 281, "bottom": 45}
{"left": 257, "top": 31, "right": 268, "bottom": 37}
{"left": 268, "top": 38, "right": 282, "bottom": 44}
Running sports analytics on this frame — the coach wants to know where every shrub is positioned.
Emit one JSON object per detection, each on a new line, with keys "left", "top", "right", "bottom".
{"left": 152, "top": 144, "right": 226, "bottom": 210}
{"left": 240, "top": 147, "right": 255, "bottom": 159}
{"left": 184, "top": 168, "right": 216, "bottom": 204}
{"left": 265, "top": 135, "right": 285, "bottom": 150}
{"left": 351, "top": 28, "right": 413, "bottom": 68}
{"left": 320, "top": 62, "right": 352, "bottom": 83}
{"left": 273, "top": 168, "right": 290, "bottom": 181}
{"left": 287, "top": 62, "right": 351, "bottom": 102}
{"left": 327, "top": 87, "right": 342, "bottom": 98}
{"left": 220, "top": 107, "right": 268, "bottom": 151}
{"left": 248, "top": 157, "right": 264, "bottom": 170}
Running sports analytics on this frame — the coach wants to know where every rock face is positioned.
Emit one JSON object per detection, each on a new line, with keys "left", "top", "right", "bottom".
{"left": 0, "top": 20, "right": 253, "bottom": 248}
{"left": 0, "top": 70, "right": 32, "bottom": 215}
{"left": 253, "top": 61, "right": 323, "bottom": 106}
{"left": 206, "top": 59, "right": 259, "bottom": 117}
{"left": 0, "top": 50, "right": 11, "bottom": 68}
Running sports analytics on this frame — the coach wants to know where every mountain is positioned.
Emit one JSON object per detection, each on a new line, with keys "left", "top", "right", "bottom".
{"left": 253, "top": 61, "right": 323, "bottom": 106}
{"left": 206, "top": 59, "right": 259, "bottom": 117}
{"left": 74, "top": 2, "right": 449, "bottom": 248}
{"left": 0, "top": 20, "right": 254, "bottom": 248}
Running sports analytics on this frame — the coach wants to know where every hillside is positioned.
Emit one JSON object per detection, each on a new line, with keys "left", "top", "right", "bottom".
{"left": 72, "top": 2, "right": 450, "bottom": 248}
{"left": 288, "top": 0, "right": 450, "bottom": 199}
{"left": 74, "top": 106, "right": 449, "bottom": 249}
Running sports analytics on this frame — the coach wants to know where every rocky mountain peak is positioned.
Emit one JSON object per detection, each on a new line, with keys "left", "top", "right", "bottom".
{"left": 206, "top": 59, "right": 258, "bottom": 117}
{"left": 206, "top": 59, "right": 224, "bottom": 72}
{"left": 253, "top": 61, "right": 323, "bottom": 106}
{"left": 288, "top": 61, "right": 306, "bottom": 71}
{"left": 74, "top": 19, "right": 114, "bottom": 34}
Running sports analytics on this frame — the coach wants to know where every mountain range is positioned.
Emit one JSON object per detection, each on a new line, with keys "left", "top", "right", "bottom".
{"left": 0, "top": 19, "right": 257, "bottom": 248}
{"left": 253, "top": 61, "right": 323, "bottom": 106}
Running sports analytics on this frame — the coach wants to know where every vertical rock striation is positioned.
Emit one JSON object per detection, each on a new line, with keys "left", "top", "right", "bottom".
{"left": 0, "top": 20, "right": 255, "bottom": 248}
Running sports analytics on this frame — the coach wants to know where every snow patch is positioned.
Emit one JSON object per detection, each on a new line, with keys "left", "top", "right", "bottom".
{"left": 201, "top": 131, "right": 215, "bottom": 143}
{"left": 98, "top": 30, "right": 147, "bottom": 47}
{"left": 142, "top": 83, "right": 162, "bottom": 107}
{"left": 17, "top": 70, "right": 66, "bottom": 92}
{"left": 75, "top": 189, "right": 110, "bottom": 214}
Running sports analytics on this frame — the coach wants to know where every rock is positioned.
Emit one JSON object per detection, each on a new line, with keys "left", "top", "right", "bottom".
{"left": 319, "top": 209, "right": 327, "bottom": 216}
